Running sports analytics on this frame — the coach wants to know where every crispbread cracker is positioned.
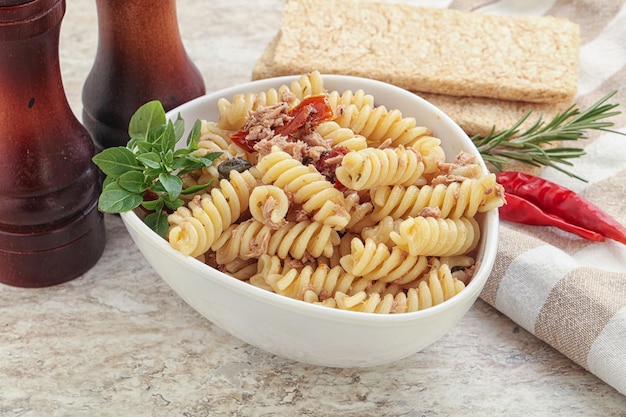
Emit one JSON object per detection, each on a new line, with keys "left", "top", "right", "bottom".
{"left": 267, "top": 0, "right": 579, "bottom": 104}
{"left": 252, "top": 33, "right": 570, "bottom": 140}
{"left": 420, "top": 93, "right": 571, "bottom": 174}
{"left": 253, "top": 34, "right": 279, "bottom": 81}
{"left": 418, "top": 93, "right": 571, "bottom": 138}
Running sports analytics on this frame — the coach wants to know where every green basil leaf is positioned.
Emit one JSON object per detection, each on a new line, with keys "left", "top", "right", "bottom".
{"left": 135, "top": 140, "right": 154, "bottom": 154}
{"left": 163, "top": 197, "right": 185, "bottom": 211}
{"left": 186, "top": 119, "right": 202, "bottom": 149}
{"left": 126, "top": 136, "right": 139, "bottom": 150}
{"left": 161, "top": 120, "right": 177, "bottom": 154}
{"left": 147, "top": 124, "right": 167, "bottom": 145}
{"left": 175, "top": 152, "right": 223, "bottom": 173}
{"left": 141, "top": 198, "right": 164, "bottom": 212}
{"left": 143, "top": 167, "right": 162, "bottom": 181}
{"left": 171, "top": 156, "right": 195, "bottom": 170}
{"left": 128, "top": 101, "right": 166, "bottom": 141}
{"left": 117, "top": 170, "right": 148, "bottom": 193}
{"left": 102, "top": 175, "right": 115, "bottom": 189}
{"left": 181, "top": 182, "right": 212, "bottom": 195}
{"left": 137, "top": 152, "right": 162, "bottom": 169}
{"left": 98, "top": 182, "right": 143, "bottom": 213}
{"left": 149, "top": 182, "right": 165, "bottom": 193}
{"left": 144, "top": 211, "right": 169, "bottom": 238}
{"left": 158, "top": 172, "right": 183, "bottom": 200}
{"left": 163, "top": 148, "right": 175, "bottom": 168}
{"left": 173, "top": 113, "right": 185, "bottom": 141}
{"left": 199, "top": 152, "right": 223, "bottom": 164}
{"left": 92, "top": 147, "right": 140, "bottom": 176}
{"left": 173, "top": 147, "right": 193, "bottom": 157}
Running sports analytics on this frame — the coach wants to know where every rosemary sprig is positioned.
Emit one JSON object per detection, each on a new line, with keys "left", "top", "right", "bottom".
{"left": 472, "top": 91, "right": 624, "bottom": 182}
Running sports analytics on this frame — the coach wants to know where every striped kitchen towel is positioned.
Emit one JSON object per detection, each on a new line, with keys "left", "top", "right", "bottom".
{"left": 458, "top": 0, "right": 626, "bottom": 397}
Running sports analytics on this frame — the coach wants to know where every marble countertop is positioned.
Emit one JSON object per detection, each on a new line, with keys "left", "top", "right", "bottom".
{"left": 2, "top": 1, "right": 626, "bottom": 416}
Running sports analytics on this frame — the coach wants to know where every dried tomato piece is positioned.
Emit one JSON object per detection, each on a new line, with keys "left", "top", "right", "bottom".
{"left": 229, "top": 95, "right": 333, "bottom": 153}
{"left": 275, "top": 95, "right": 333, "bottom": 137}
{"left": 229, "top": 129, "right": 255, "bottom": 153}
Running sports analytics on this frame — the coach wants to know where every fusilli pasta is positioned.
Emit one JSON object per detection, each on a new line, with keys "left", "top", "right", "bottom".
{"left": 167, "top": 169, "right": 258, "bottom": 257}
{"left": 390, "top": 216, "right": 480, "bottom": 257}
{"left": 213, "top": 219, "right": 340, "bottom": 264}
{"left": 264, "top": 262, "right": 357, "bottom": 303}
{"left": 326, "top": 262, "right": 465, "bottom": 313}
{"left": 256, "top": 146, "right": 350, "bottom": 229}
{"left": 335, "top": 146, "right": 425, "bottom": 190}
{"left": 369, "top": 173, "right": 503, "bottom": 221}
{"left": 339, "top": 237, "right": 429, "bottom": 283}
{"left": 336, "top": 103, "right": 431, "bottom": 147}
{"left": 164, "top": 71, "right": 505, "bottom": 314}
{"left": 249, "top": 184, "right": 290, "bottom": 229}
{"left": 315, "top": 121, "right": 367, "bottom": 151}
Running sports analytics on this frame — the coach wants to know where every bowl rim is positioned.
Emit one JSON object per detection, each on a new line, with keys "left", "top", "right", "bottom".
{"left": 121, "top": 73, "right": 499, "bottom": 325}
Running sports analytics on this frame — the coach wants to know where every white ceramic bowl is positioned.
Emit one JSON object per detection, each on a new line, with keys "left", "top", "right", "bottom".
{"left": 120, "top": 74, "right": 499, "bottom": 368}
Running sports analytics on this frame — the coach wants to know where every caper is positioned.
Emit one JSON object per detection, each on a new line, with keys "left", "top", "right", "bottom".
{"left": 218, "top": 158, "right": 252, "bottom": 180}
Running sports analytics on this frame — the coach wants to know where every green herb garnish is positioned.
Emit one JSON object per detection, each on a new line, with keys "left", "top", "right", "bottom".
{"left": 472, "top": 91, "right": 624, "bottom": 182}
{"left": 92, "top": 100, "right": 222, "bottom": 237}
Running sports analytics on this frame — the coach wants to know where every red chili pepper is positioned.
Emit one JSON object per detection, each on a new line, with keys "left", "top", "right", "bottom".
{"left": 497, "top": 171, "right": 626, "bottom": 244}
{"left": 499, "top": 193, "right": 605, "bottom": 242}
{"left": 230, "top": 95, "right": 333, "bottom": 153}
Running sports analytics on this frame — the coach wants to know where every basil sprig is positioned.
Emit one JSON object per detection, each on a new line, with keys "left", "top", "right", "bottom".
{"left": 92, "top": 100, "right": 221, "bottom": 237}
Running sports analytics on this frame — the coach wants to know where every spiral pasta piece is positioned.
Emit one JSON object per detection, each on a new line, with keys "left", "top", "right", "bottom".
{"left": 338, "top": 237, "right": 390, "bottom": 276}
{"left": 256, "top": 146, "right": 350, "bottom": 229}
{"left": 439, "top": 255, "right": 476, "bottom": 285}
{"left": 331, "top": 262, "right": 465, "bottom": 313}
{"left": 248, "top": 253, "right": 285, "bottom": 291}
{"left": 159, "top": 74, "right": 510, "bottom": 314}
{"left": 339, "top": 237, "right": 429, "bottom": 284}
{"left": 166, "top": 207, "right": 208, "bottom": 258}
{"left": 332, "top": 291, "right": 407, "bottom": 313}
{"left": 370, "top": 173, "right": 505, "bottom": 221}
{"left": 217, "top": 88, "right": 286, "bottom": 131}
{"left": 167, "top": 169, "right": 258, "bottom": 257}
{"left": 326, "top": 88, "right": 374, "bottom": 112}
{"left": 360, "top": 216, "right": 400, "bottom": 246}
{"left": 315, "top": 121, "right": 367, "bottom": 151}
{"left": 249, "top": 185, "right": 290, "bottom": 229}
{"left": 197, "top": 120, "right": 233, "bottom": 152}
{"left": 286, "top": 70, "right": 326, "bottom": 101}
{"left": 336, "top": 103, "right": 431, "bottom": 147}
{"left": 263, "top": 262, "right": 358, "bottom": 303}
{"left": 213, "top": 219, "right": 340, "bottom": 264}
{"left": 409, "top": 135, "right": 446, "bottom": 174}
{"left": 344, "top": 192, "right": 375, "bottom": 233}
{"left": 219, "top": 257, "right": 258, "bottom": 281}
{"left": 390, "top": 216, "right": 480, "bottom": 257}
{"left": 404, "top": 263, "right": 466, "bottom": 308}
{"left": 335, "top": 146, "right": 425, "bottom": 190}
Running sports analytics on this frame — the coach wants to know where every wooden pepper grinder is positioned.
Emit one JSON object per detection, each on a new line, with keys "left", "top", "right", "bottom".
{"left": 82, "top": 0, "right": 206, "bottom": 149}
{"left": 0, "top": 0, "right": 106, "bottom": 287}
